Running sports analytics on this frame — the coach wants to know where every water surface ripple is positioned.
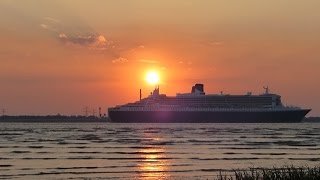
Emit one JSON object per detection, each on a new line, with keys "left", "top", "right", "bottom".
{"left": 0, "top": 123, "right": 320, "bottom": 179}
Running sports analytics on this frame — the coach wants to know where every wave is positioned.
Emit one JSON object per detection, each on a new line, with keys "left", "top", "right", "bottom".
{"left": 11, "top": 151, "right": 30, "bottom": 153}
{"left": 288, "top": 158, "right": 320, "bottom": 161}
{"left": 189, "top": 157, "right": 280, "bottom": 161}
{"left": 0, "top": 165, "right": 13, "bottom": 167}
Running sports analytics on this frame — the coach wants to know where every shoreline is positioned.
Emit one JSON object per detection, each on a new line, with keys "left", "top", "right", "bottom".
{"left": 0, "top": 115, "right": 319, "bottom": 123}
{"left": 0, "top": 115, "right": 110, "bottom": 123}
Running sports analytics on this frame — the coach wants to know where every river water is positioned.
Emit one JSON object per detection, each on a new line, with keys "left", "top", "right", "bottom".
{"left": 0, "top": 123, "right": 320, "bottom": 179}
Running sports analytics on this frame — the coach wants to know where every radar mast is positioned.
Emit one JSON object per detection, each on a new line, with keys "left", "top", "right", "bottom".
{"left": 263, "top": 86, "right": 269, "bottom": 95}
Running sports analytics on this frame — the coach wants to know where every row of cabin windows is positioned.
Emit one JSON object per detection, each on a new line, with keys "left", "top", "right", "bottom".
{"left": 159, "top": 97, "right": 274, "bottom": 101}
{"left": 155, "top": 100, "right": 273, "bottom": 104}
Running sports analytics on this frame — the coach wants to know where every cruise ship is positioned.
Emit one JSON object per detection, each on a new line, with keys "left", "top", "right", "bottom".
{"left": 108, "top": 84, "right": 311, "bottom": 123}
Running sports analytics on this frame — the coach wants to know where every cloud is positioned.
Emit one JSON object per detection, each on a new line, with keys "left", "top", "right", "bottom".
{"left": 40, "top": 24, "right": 48, "bottom": 29}
{"left": 208, "top": 41, "right": 224, "bottom": 46}
{"left": 112, "top": 57, "right": 128, "bottom": 63}
{"left": 40, "top": 18, "right": 114, "bottom": 51}
{"left": 58, "top": 33, "right": 67, "bottom": 38}
{"left": 98, "top": 35, "right": 106, "bottom": 43}
{"left": 139, "top": 59, "right": 159, "bottom": 64}
{"left": 89, "top": 35, "right": 114, "bottom": 50}
{"left": 211, "top": 41, "right": 224, "bottom": 45}
{"left": 43, "top": 17, "right": 60, "bottom": 23}
{"left": 199, "top": 41, "right": 224, "bottom": 47}
{"left": 40, "top": 23, "right": 58, "bottom": 32}
{"left": 59, "top": 34, "right": 96, "bottom": 45}
{"left": 56, "top": 32, "right": 113, "bottom": 50}
{"left": 128, "top": 45, "right": 145, "bottom": 53}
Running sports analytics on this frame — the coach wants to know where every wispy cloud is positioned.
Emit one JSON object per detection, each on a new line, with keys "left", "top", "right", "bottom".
{"left": 43, "top": 17, "right": 60, "bottom": 23}
{"left": 57, "top": 32, "right": 113, "bottom": 51}
{"left": 209, "top": 41, "right": 224, "bottom": 46}
{"left": 58, "top": 33, "right": 112, "bottom": 50}
{"left": 128, "top": 45, "right": 145, "bottom": 53}
{"left": 112, "top": 57, "right": 128, "bottom": 63}
{"left": 40, "top": 24, "right": 48, "bottom": 29}
{"left": 198, "top": 41, "right": 224, "bottom": 47}
{"left": 58, "top": 33, "right": 67, "bottom": 38}
{"left": 40, "top": 23, "right": 58, "bottom": 32}
{"left": 40, "top": 17, "right": 114, "bottom": 51}
{"left": 178, "top": 60, "right": 192, "bottom": 65}
{"left": 139, "top": 59, "right": 159, "bottom": 64}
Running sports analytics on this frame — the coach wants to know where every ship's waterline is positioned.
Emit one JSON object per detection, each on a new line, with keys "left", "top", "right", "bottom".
{"left": 108, "top": 84, "right": 311, "bottom": 123}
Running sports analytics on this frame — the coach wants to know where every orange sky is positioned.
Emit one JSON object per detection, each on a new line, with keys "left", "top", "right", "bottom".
{"left": 0, "top": 0, "right": 319, "bottom": 116}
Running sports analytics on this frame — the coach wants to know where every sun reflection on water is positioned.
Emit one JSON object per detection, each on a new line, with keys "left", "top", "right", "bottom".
{"left": 137, "top": 136, "right": 170, "bottom": 179}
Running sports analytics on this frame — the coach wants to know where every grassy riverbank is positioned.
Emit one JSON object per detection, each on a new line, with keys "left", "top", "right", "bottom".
{"left": 216, "top": 166, "right": 320, "bottom": 180}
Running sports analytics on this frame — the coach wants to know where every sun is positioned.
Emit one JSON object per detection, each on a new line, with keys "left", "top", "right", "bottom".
{"left": 146, "top": 71, "right": 160, "bottom": 85}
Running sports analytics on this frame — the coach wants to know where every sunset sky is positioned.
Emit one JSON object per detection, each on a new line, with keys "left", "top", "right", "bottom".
{"left": 0, "top": 0, "right": 319, "bottom": 116}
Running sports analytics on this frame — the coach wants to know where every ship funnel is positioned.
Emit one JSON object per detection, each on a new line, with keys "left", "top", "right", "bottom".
{"left": 191, "top": 84, "right": 205, "bottom": 95}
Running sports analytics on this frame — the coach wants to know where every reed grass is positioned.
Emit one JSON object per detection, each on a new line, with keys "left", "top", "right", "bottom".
{"left": 215, "top": 166, "right": 320, "bottom": 180}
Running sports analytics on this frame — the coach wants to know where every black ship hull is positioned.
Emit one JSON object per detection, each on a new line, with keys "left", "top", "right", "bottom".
{"left": 108, "top": 109, "right": 311, "bottom": 123}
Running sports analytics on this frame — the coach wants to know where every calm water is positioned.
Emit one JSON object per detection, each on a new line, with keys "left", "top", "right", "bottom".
{"left": 0, "top": 123, "right": 320, "bottom": 179}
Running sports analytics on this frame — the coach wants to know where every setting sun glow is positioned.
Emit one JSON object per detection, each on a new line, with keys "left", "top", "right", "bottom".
{"left": 146, "top": 71, "right": 160, "bottom": 85}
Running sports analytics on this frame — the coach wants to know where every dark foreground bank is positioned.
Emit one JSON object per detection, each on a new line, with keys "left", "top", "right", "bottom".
{"left": 0, "top": 115, "right": 110, "bottom": 122}
{"left": 216, "top": 166, "right": 320, "bottom": 180}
